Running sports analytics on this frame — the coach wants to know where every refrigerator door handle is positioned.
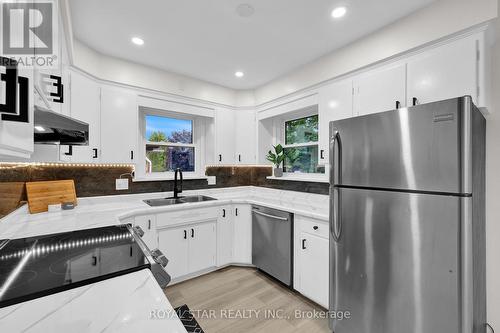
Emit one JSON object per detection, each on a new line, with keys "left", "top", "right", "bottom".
{"left": 330, "top": 130, "right": 342, "bottom": 242}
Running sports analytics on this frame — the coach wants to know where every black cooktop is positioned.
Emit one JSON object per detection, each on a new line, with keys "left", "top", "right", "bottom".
{"left": 0, "top": 225, "right": 150, "bottom": 308}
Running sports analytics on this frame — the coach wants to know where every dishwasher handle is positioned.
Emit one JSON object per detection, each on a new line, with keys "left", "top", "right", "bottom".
{"left": 252, "top": 209, "right": 288, "bottom": 221}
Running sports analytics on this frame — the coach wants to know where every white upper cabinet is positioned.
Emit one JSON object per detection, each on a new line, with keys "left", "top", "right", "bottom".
{"left": 318, "top": 79, "right": 353, "bottom": 164}
{"left": 215, "top": 108, "right": 236, "bottom": 164}
{"left": 235, "top": 110, "right": 256, "bottom": 164}
{"left": 353, "top": 63, "right": 406, "bottom": 116}
{"left": 0, "top": 65, "right": 34, "bottom": 158}
{"left": 407, "top": 35, "right": 480, "bottom": 107}
{"left": 100, "top": 87, "right": 138, "bottom": 164}
{"left": 69, "top": 71, "right": 101, "bottom": 163}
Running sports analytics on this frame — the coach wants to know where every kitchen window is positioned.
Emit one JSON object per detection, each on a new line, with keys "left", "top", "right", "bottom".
{"left": 145, "top": 115, "right": 195, "bottom": 173}
{"left": 283, "top": 115, "right": 320, "bottom": 174}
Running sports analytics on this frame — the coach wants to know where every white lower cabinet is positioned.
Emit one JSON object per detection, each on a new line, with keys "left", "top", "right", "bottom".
{"left": 158, "top": 221, "right": 217, "bottom": 280}
{"left": 134, "top": 215, "right": 158, "bottom": 250}
{"left": 295, "top": 215, "right": 329, "bottom": 308}
{"left": 217, "top": 206, "right": 233, "bottom": 266}
{"left": 232, "top": 204, "right": 252, "bottom": 264}
{"left": 158, "top": 226, "right": 189, "bottom": 279}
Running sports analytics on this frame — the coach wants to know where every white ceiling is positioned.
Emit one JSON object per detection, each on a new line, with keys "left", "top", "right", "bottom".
{"left": 69, "top": 0, "right": 435, "bottom": 90}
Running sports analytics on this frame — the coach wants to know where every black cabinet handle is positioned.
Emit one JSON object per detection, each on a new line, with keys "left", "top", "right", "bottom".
{"left": 238, "top": 154, "right": 241, "bottom": 162}
{"left": 148, "top": 219, "right": 151, "bottom": 230}
{"left": 131, "top": 151, "right": 134, "bottom": 160}
{"left": 129, "top": 246, "right": 133, "bottom": 257}
{"left": 92, "top": 148, "right": 98, "bottom": 159}
{"left": 1, "top": 73, "right": 29, "bottom": 123}
{"left": 0, "top": 57, "right": 18, "bottom": 115}
{"left": 183, "top": 230, "right": 187, "bottom": 239}
{"left": 412, "top": 97, "right": 418, "bottom": 106}
{"left": 64, "top": 145, "right": 73, "bottom": 156}
{"left": 92, "top": 255, "right": 97, "bottom": 266}
{"left": 302, "top": 239, "right": 307, "bottom": 250}
{"left": 396, "top": 101, "right": 401, "bottom": 109}
{"left": 320, "top": 150, "right": 324, "bottom": 159}
{"left": 222, "top": 209, "right": 226, "bottom": 218}
{"left": 49, "top": 75, "right": 64, "bottom": 103}
{"left": 219, "top": 154, "right": 222, "bottom": 162}
{"left": 235, "top": 208, "right": 238, "bottom": 217}
{"left": 191, "top": 228, "right": 195, "bottom": 238}
{"left": 313, "top": 226, "right": 318, "bottom": 230}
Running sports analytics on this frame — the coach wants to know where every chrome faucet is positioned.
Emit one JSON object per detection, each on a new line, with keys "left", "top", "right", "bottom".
{"left": 173, "top": 168, "right": 183, "bottom": 198}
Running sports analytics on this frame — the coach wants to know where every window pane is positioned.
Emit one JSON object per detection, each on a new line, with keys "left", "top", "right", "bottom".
{"left": 146, "top": 115, "right": 193, "bottom": 144}
{"left": 146, "top": 146, "right": 195, "bottom": 173}
{"left": 283, "top": 146, "right": 319, "bottom": 174}
{"left": 146, "top": 146, "right": 167, "bottom": 173}
{"left": 167, "top": 146, "right": 195, "bottom": 172}
{"left": 285, "top": 115, "right": 318, "bottom": 145}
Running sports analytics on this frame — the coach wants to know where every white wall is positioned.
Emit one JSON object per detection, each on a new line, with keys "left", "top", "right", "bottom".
{"left": 73, "top": 41, "right": 240, "bottom": 107}
{"left": 486, "top": 12, "right": 500, "bottom": 331}
{"left": 254, "top": 0, "right": 498, "bottom": 105}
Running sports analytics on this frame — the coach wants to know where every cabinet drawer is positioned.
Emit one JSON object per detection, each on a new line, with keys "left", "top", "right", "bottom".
{"left": 157, "top": 207, "right": 219, "bottom": 228}
{"left": 297, "top": 215, "right": 329, "bottom": 239}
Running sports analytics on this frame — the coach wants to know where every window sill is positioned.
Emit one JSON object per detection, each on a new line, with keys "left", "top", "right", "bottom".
{"left": 266, "top": 174, "right": 329, "bottom": 183}
{"left": 133, "top": 175, "right": 209, "bottom": 182}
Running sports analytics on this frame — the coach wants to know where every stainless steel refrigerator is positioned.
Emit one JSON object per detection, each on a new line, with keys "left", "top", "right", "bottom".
{"left": 329, "top": 96, "right": 486, "bottom": 333}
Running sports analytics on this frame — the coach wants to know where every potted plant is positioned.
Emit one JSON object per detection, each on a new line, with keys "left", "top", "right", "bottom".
{"left": 266, "top": 144, "right": 285, "bottom": 177}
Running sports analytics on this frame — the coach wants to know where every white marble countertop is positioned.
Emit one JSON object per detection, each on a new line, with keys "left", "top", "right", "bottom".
{"left": 0, "top": 269, "right": 187, "bottom": 333}
{"left": 0, "top": 186, "right": 328, "bottom": 332}
{"left": 0, "top": 186, "right": 329, "bottom": 240}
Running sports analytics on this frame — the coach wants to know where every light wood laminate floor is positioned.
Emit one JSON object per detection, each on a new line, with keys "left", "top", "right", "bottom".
{"left": 164, "top": 267, "right": 330, "bottom": 333}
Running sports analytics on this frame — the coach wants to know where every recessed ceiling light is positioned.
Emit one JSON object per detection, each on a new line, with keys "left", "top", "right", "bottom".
{"left": 331, "top": 6, "right": 347, "bottom": 19}
{"left": 131, "top": 37, "right": 144, "bottom": 46}
{"left": 236, "top": 4, "right": 255, "bottom": 18}
{"left": 235, "top": 71, "right": 244, "bottom": 78}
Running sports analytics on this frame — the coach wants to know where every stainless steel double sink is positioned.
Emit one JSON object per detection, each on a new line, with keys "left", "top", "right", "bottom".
{"left": 143, "top": 195, "right": 217, "bottom": 207}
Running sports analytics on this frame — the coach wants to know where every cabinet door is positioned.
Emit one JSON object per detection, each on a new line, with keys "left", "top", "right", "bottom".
{"left": 407, "top": 37, "right": 479, "bottom": 106}
{"left": 0, "top": 65, "right": 34, "bottom": 158}
{"left": 318, "top": 79, "right": 353, "bottom": 164}
{"left": 158, "top": 227, "right": 189, "bottom": 279}
{"left": 215, "top": 108, "right": 236, "bottom": 164}
{"left": 298, "top": 232, "right": 329, "bottom": 308}
{"left": 100, "top": 87, "right": 138, "bottom": 163}
{"left": 189, "top": 222, "right": 216, "bottom": 273}
{"left": 134, "top": 215, "right": 158, "bottom": 250}
{"left": 70, "top": 71, "right": 101, "bottom": 162}
{"left": 217, "top": 206, "right": 233, "bottom": 266}
{"left": 235, "top": 110, "right": 256, "bottom": 164}
{"left": 233, "top": 204, "right": 252, "bottom": 264}
{"left": 353, "top": 63, "right": 406, "bottom": 116}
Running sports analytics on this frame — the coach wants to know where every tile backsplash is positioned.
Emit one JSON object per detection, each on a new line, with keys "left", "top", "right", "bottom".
{"left": 0, "top": 163, "right": 328, "bottom": 218}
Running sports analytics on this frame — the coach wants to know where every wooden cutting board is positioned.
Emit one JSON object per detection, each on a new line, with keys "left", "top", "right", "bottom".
{"left": 26, "top": 180, "right": 77, "bottom": 214}
{"left": 0, "top": 182, "right": 26, "bottom": 218}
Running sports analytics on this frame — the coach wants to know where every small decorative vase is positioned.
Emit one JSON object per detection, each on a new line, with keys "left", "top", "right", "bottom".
{"left": 274, "top": 167, "right": 283, "bottom": 177}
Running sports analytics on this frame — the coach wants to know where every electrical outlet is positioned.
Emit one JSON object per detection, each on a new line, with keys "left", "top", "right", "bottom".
{"left": 115, "top": 179, "right": 129, "bottom": 190}
{"left": 207, "top": 176, "right": 216, "bottom": 185}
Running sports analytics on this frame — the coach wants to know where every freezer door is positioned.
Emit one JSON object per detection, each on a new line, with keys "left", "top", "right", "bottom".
{"left": 330, "top": 188, "right": 462, "bottom": 333}
{"left": 329, "top": 96, "right": 475, "bottom": 194}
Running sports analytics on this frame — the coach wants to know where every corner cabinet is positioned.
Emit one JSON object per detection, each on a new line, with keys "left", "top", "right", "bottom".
{"left": 217, "top": 206, "right": 233, "bottom": 266}
{"left": 215, "top": 108, "right": 256, "bottom": 165}
{"left": 100, "top": 87, "right": 138, "bottom": 164}
{"left": 294, "top": 215, "right": 329, "bottom": 308}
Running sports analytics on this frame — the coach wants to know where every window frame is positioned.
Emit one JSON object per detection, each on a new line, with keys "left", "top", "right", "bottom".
{"left": 281, "top": 113, "right": 320, "bottom": 174}
{"left": 140, "top": 110, "right": 203, "bottom": 179}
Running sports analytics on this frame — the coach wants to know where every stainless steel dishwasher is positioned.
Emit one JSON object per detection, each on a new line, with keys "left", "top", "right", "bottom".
{"left": 252, "top": 205, "right": 293, "bottom": 286}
